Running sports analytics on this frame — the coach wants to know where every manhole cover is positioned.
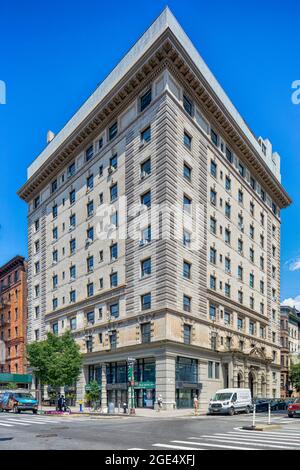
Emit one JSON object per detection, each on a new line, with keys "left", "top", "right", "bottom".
{"left": 36, "top": 433, "right": 58, "bottom": 438}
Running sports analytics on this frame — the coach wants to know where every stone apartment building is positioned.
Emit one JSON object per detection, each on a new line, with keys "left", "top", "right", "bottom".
{"left": 0, "top": 256, "right": 28, "bottom": 375}
{"left": 280, "top": 305, "right": 300, "bottom": 397}
{"left": 18, "top": 8, "right": 291, "bottom": 410}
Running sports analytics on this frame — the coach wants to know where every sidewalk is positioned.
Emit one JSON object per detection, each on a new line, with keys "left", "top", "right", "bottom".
{"left": 40, "top": 405, "right": 204, "bottom": 418}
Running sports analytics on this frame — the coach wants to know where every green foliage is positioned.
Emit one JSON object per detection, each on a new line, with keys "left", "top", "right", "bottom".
{"left": 290, "top": 361, "right": 300, "bottom": 392}
{"left": 7, "top": 382, "right": 18, "bottom": 390}
{"left": 85, "top": 380, "right": 100, "bottom": 409}
{"left": 27, "top": 330, "right": 83, "bottom": 389}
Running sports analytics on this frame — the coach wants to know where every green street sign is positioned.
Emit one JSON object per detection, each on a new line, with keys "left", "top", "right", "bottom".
{"left": 134, "top": 382, "right": 155, "bottom": 389}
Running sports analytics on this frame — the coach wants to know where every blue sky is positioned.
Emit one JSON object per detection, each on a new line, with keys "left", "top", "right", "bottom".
{"left": 0, "top": 0, "right": 299, "bottom": 305}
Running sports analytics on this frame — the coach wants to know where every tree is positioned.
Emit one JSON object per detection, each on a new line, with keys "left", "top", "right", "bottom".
{"left": 290, "top": 361, "right": 300, "bottom": 392}
{"left": 7, "top": 382, "right": 18, "bottom": 390}
{"left": 27, "top": 330, "right": 83, "bottom": 391}
{"left": 85, "top": 380, "right": 101, "bottom": 410}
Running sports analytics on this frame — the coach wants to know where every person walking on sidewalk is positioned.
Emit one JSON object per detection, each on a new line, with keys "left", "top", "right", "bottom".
{"left": 157, "top": 394, "right": 163, "bottom": 412}
{"left": 193, "top": 395, "right": 199, "bottom": 415}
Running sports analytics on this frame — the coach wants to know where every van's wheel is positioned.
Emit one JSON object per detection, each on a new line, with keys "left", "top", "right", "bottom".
{"left": 245, "top": 406, "right": 250, "bottom": 414}
{"left": 13, "top": 405, "right": 19, "bottom": 414}
{"left": 33, "top": 409, "right": 38, "bottom": 415}
{"left": 228, "top": 407, "right": 234, "bottom": 416}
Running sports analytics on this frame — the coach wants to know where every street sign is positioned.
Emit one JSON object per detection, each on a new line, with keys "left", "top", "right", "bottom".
{"left": 127, "top": 357, "right": 136, "bottom": 362}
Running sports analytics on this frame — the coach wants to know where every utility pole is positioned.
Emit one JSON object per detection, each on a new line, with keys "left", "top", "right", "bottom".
{"left": 127, "top": 357, "right": 136, "bottom": 415}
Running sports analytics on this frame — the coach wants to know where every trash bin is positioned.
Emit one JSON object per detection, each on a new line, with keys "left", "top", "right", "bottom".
{"left": 108, "top": 402, "right": 115, "bottom": 414}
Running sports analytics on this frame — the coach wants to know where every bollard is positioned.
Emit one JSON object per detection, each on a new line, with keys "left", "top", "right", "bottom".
{"left": 268, "top": 402, "right": 271, "bottom": 425}
{"left": 118, "top": 402, "right": 120, "bottom": 414}
{"left": 252, "top": 403, "right": 256, "bottom": 428}
{"left": 79, "top": 403, "right": 83, "bottom": 412}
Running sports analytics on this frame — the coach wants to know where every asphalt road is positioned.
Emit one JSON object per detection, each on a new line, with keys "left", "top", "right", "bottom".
{"left": 0, "top": 411, "right": 299, "bottom": 450}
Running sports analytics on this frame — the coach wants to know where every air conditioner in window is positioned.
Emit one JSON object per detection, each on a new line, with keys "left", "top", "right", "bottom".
{"left": 111, "top": 256, "right": 117, "bottom": 262}
{"left": 52, "top": 260, "right": 57, "bottom": 265}
{"left": 85, "top": 238, "right": 93, "bottom": 248}
{"left": 108, "top": 166, "right": 115, "bottom": 175}
{"left": 140, "top": 171, "right": 147, "bottom": 180}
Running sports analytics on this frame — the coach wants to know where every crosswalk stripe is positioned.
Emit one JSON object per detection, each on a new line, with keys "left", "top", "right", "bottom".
{"left": 197, "top": 436, "right": 297, "bottom": 449}
{"left": 230, "top": 430, "right": 300, "bottom": 437}
{"left": 6, "top": 419, "right": 30, "bottom": 426}
{"left": 0, "top": 421, "right": 13, "bottom": 427}
{"left": 172, "top": 441, "right": 255, "bottom": 450}
{"left": 214, "top": 432, "right": 300, "bottom": 442}
{"left": 152, "top": 443, "right": 202, "bottom": 450}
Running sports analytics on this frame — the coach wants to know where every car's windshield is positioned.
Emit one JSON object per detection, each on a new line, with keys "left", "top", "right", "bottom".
{"left": 14, "top": 393, "right": 35, "bottom": 400}
{"left": 212, "top": 393, "right": 232, "bottom": 401}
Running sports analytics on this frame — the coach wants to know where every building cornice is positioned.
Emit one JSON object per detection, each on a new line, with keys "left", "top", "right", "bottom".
{"left": 18, "top": 18, "right": 291, "bottom": 209}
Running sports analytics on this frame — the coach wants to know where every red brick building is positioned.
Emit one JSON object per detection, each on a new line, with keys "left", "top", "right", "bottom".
{"left": 0, "top": 256, "right": 27, "bottom": 374}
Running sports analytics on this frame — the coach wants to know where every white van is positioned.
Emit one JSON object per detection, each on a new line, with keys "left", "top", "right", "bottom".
{"left": 208, "top": 388, "right": 252, "bottom": 416}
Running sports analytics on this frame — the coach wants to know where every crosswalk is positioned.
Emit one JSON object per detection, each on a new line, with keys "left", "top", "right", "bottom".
{"left": 0, "top": 413, "right": 91, "bottom": 429}
{"left": 128, "top": 426, "right": 300, "bottom": 450}
{"left": 205, "top": 414, "right": 298, "bottom": 425}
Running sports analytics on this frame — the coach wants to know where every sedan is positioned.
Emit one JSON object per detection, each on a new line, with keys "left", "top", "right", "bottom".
{"left": 288, "top": 398, "right": 300, "bottom": 418}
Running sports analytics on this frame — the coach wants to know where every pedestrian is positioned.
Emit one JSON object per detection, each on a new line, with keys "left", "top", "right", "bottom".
{"left": 193, "top": 395, "right": 199, "bottom": 415}
{"left": 57, "top": 394, "right": 63, "bottom": 412}
{"left": 123, "top": 402, "right": 128, "bottom": 414}
{"left": 157, "top": 394, "right": 163, "bottom": 412}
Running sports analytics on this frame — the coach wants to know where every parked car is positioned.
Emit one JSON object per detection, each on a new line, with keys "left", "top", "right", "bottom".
{"left": 0, "top": 392, "right": 38, "bottom": 414}
{"left": 254, "top": 399, "right": 270, "bottom": 412}
{"left": 288, "top": 398, "right": 300, "bottom": 418}
{"left": 0, "top": 392, "right": 4, "bottom": 406}
{"left": 208, "top": 388, "right": 252, "bottom": 415}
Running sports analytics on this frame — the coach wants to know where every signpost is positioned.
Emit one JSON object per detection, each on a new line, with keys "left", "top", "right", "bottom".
{"left": 127, "top": 357, "right": 136, "bottom": 415}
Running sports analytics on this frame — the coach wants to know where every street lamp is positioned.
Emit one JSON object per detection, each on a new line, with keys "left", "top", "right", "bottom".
{"left": 127, "top": 357, "right": 136, "bottom": 415}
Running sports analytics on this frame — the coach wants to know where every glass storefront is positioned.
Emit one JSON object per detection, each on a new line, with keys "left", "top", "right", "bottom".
{"left": 134, "top": 358, "right": 156, "bottom": 408}
{"left": 176, "top": 357, "right": 199, "bottom": 408}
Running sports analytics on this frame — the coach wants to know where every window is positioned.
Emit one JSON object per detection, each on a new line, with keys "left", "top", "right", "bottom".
{"left": 210, "top": 275, "right": 216, "bottom": 290}
{"left": 98, "top": 137, "right": 103, "bottom": 150}
{"left": 210, "top": 160, "right": 217, "bottom": 177}
{"left": 237, "top": 317, "right": 243, "bottom": 331}
{"left": 209, "top": 304, "right": 216, "bottom": 320}
{"left": 183, "top": 194, "right": 192, "bottom": 212}
{"left": 111, "top": 211, "right": 118, "bottom": 228}
{"left": 52, "top": 249, "right": 58, "bottom": 263}
{"left": 238, "top": 190, "right": 243, "bottom": 204}
{"left": 183, "top": 324, "right": 191, "bottom": 344}
{"left": 109, "top": 122, "right": 118, "bottom": 141}
{"left": 141, "top": 158, "right": 151, "bottom": 177}
{"left": 70, "top": 318, "right": 77, "bottom": 331}
{"left": 110, "top": 303, "right": 119, "bottom": 318}
{"left": 250, "top": 224, "right": 254, "bottom": 239}
{"left": 261, "top": 188, "right": 266, "bottom": 201}
{"left": 250, "top": 201, "right": 255, "bottom": 217}
{"left": 70, "top": 265, "right": 76, "bottom": 280}
{"left": 238, "top": 162, "right": 245, "bottom": 177}
{"left": 249, "top": 273, "right": 254, "bottom": 288}
{"left": 211, "top": 333, "right": 217, "bottom": 351}
{"left": 110, "top": 272, "right": 118, "bottom": 288}
{"left": 183, "top": 163, "right": 191, "bottom": 181}
{"left": 141, "top": 258, "right": 151, "bottom": 277}
{"left": 210, "top": 129, "right": 218, "bottom": 146}
{"left": 238, "top": 290, "right": 243, "bottom": 304}
{"left": 70, "top": 238, "right": 76, "bottom": 255}
{"left": 87, "top": 226, "right": 94, "bottom": 241}
{"left": 210, "top": 217, "right": 216, "bottom": 234}
{"left": 69, "top": 213, "right": 76, "bottom": 228}
{"left": 99, "top": 165, "right": 103, "bottom": 177}
{"left": 87, "top": 174, "right": 94, "bottom": 190}
{"left": 224, "top": 311, "right": 231, "bottom": 325}
{"left": 52, "top": 205, "right": 58, "bottom": 219}
{"left": 225, "top": 202, "right": 231, "bottom": 218}
{"left": 183, "top": 261, "right": 191, "bottom": 279}
{"left": 225, "top": 257, "right": 231, "bottom": 273}
{"left": 272, "top": 203, "right": 277, "bottom": 216}
{"left": 249, "top": 247, "right": 254, "bottom": 263}
{"left": 250, "top": 176, "right": 256, "bottom": 190}
{"left": 141, "top": 293, "right": 151, "bottom": 310}
{"left": 109, "top": 154, "right": 118, "bottom": 171}
{"left": 85, "top": 145, "right": 94, "bottom": 162}
{"left": 52, "top": 298, "right": 58, "bottom": 311}
{"left": 140, "top": 89, "right": 152, "bottom": 112}
{"left": 35, "top": 261, "right": 40, "bottom": 274}
{"left": 70, "top": 290, "right": 76, "bottom": 303}
{"left": 87, "top": 200, "right": 94, "bottom": 217}
{"left": 68, "top": 162, "right": 76, "bottom": 177}
{"left": 183, "top": 94, "right": 193, "bottom": 116}
{"left": 87, "top": 282, "right": 94, "bottom": 297}
{"left": 225, "top": 176, "right": 231, "bottom": 191}
{"left": 183, "top": 295, "right": 191, "bottom": 312}
{"left": 51, "top": 179, "right": 57, "bottom": 193}
{"left": 210, "top": 189, "right": 217, "bottom": 205}
{"left": 260, "top": 256, "right": 265, "bottom": 270}
{"left": 238, "top": 214, "right": 244, "bottom": 230}
{"left": 141, "top": 322, "right": 151, "bottom": 343}
{"left": 226, "top": 147, "right": 233, "bottom": 163}
{"left": 99, "top": 278, "right": 103, "bottom": 289}
{"left": 183, "top": 131, "right": 192, "bottom": 150}
{"left": 52, "top": 275, "right": 58, "bottom": 289}
{"left": 141, "top": 126, "right": 151, "bottom": 144}
{"left": 110, "top": 183, "right": 118, "bottom": 202}
{"left": 141, "top": 190, "right": 151, "bottom": 208}
{"left": 35, "top": 285, "right": 40, "bottom": 297}
{"left": 34, "top": 196, "right": 40, "bottom": 209}
{"left": 34, "top": 306, "right": 40, "bottom": 319}
{"left": 260, "top": 325, "right": 265, "bottom": 338}
{"left": 249, "top": 321, "right": 255, "bottom": 335}
{"left": 237, "top": 265, "right": 243, "bottom": 281}
{"left": 69, "top": 189, "right": 76, "bottom": 205}
{"left": 225, "top": 228, "right": 231, "bottom": 244}
{"left": 87, "top": 256, "right": 94, "bottom": 273}
{"left": 87, "top": 311, "right": 95, "bottom": 325}
{"left": 35, "top": 329, "right": 40, "bottom": 341}
{"left": 110, "top": 243, "right": 118, "bottom": 261}
{"left": 34, "top": 219, "right": 40, "bottom": 232}
{"left": 210, "top": 247, "right": 216, "bottom": 264}
{"left": 183, "top": 229, "right": 191, "bottom": 247}
{"left": 99, "top": 192, "right": 103, "bottom": 205}
{"left": 52, "top": 323, "right": 58, "bottom": 335}
{"left": 109, "top": 331, "right": 117, "bottom": 350}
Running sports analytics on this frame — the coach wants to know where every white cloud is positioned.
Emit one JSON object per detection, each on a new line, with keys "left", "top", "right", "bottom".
{"left": 287, "top": 258, "right": 300, "bottom": 271}
{"left": 282, "top": 295, "right": 300, "bottom": 311}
